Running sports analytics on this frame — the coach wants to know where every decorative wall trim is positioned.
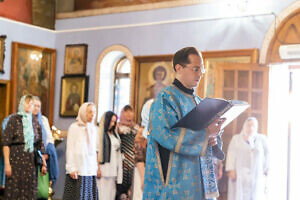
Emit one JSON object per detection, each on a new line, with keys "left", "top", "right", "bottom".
{"left": 0, "top": 16, "right": 55, "bottom": 33}
{"left": 56, "top": 0, "right": 214, "bottom": 19}
{"left": 260, "top": 1, "right": 300, "bottom": 64}
{"left": 56, "top": 12, "right": 273, "bottom": 33}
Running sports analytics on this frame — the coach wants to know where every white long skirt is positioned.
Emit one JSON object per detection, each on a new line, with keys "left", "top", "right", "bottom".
{"left": 132, "top": 167, "right": 143, "bottom": 200}
{"left": 97, "top": 177, "right": 116, "bottom": 200}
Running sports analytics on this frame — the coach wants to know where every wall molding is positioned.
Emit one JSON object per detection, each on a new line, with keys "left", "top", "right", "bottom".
{"left": 55, "top": 11, "right": 273, "bottom": 33}
{"left": 0, "top": 17, "right": 55, "bottom": 33}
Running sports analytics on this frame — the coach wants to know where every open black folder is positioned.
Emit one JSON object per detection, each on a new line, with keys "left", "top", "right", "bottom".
{"left": 171, "top": 98, "right": 249, "bottom": 131}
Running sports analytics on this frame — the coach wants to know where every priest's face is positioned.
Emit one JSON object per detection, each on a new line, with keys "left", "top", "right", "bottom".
{"left": 176, "top": 54, "right": 204, "bottom": 89}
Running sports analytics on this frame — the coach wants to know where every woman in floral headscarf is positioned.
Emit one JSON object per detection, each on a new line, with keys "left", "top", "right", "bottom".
{"left": 2, "top": 94, "right": 47, "bottom": 199}
{"left": 63, "top": 102, "right": 99, "bottom": 200}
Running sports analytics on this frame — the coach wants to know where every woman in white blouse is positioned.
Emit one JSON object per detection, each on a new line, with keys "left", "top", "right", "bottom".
{"left": 226, "top": 117, "right": 269, "bottom": 200}
{"left": 98, "top": 111, "right": 123, "bottom": 200}
{"left": 63, "top": 102, "right": 100, "bottom": 200}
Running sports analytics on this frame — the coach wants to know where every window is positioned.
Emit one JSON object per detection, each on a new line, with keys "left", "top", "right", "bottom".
{"left": 113, "top": 57, "right": 130, "bottom": 115}
{"left": 97, "top": 49, "right": 132, "bottom": 122}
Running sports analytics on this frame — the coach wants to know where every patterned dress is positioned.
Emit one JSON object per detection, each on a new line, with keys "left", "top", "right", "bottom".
{"left": 2, "top": 114, "right": 44, "bottom": 200}
{"left": 117, "top": 125, "right": 139, "bottom": 195}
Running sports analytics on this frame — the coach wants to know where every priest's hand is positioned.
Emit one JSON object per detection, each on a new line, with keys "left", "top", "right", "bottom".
{"left": 207, "top": 118, "right": 226, "bottom": 137}
{"left": 208, "top": 136, "right": 218, "bottom": 146}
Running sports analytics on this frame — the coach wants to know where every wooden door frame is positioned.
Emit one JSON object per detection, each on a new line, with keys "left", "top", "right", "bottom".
{"left": 214, "top": 63, "right": 269, "bottom": 135}
{"left": 0, "top": 79, "right": 10, "bottom": 117}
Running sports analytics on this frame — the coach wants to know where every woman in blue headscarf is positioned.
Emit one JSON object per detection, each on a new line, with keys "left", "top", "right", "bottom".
{"left": 32, "top": 96, "right": 59, "bottom": 186}
{"left": 2, "top": 94, "right": 47, "bottom": 199}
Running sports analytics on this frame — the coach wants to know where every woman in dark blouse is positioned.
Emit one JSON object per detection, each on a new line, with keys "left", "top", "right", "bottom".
{"left": 2, "top": 95, "right": 47, "bottom": 199}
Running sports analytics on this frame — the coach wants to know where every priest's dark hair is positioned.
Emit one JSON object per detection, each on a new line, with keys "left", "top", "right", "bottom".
{"left": 173, "top": 47, "right": 200, "bottom": 71}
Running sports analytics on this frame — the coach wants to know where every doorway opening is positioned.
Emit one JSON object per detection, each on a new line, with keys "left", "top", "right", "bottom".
{"left": 267, "top": 64, "right": 300, "bottom": 200}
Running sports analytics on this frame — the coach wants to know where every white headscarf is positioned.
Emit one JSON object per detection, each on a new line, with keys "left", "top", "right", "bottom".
{"left": 76, "top": 102, "right": 96, "bottom": 153}
{"left": 76, "top": 102, "right": 96, "bottom": 126}
{"left": 141, "top": 98, "right": 154, "bottom": 138}
{"left": 240, "top": 117, "right": 258, "bottom": 147}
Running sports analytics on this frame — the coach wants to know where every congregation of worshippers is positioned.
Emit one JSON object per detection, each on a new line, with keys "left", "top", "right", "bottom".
{"left": 2, "top": 0, "right": 300, "bottom": 200}
{"left": 0, "top": 47, "right": 269, "bottom": 200}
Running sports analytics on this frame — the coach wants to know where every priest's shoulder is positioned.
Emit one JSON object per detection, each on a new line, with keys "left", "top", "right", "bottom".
{"left": 156, "top": 86, "right": 177, "bottom": 100}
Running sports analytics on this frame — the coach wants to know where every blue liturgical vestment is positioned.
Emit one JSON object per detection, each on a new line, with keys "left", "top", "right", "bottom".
{"left": 143, "top": 83, "right": 221, "bottom": 200}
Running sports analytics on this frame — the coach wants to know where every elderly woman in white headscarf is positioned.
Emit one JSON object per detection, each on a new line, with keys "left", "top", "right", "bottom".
{"left": 63, "top": 102, "right": 100, "bottom": 200}
{"left": 226, "top": 117, "right": 269, "bottom": 200}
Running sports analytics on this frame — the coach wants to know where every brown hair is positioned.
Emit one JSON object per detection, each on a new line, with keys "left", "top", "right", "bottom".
{"left": 122, "top": 105, "right": 133, "bottom": 112}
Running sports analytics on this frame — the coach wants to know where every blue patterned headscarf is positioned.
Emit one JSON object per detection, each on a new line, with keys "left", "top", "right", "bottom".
{"left": 18, "top": 95, "right": 34, "bottom": 153}
{"left": 36, "top": 111, "right": 47, "bottom": 149}
{"left": 33, "top": 97, "right": 47, "bottom": 149}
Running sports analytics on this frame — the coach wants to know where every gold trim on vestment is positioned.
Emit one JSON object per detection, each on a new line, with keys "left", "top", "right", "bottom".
{"left": 154, "top": 141, "right": 165, "bottom": 185}
{"left": 164, "top": 89, "right": 182, "bottom": 117}
{"left": 165, "top": 151, "right": 174, "bottom": 186}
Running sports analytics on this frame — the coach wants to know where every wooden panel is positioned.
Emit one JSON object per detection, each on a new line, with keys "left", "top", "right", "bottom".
{"left": 238, "top": 71, "right": 249, "bottom": 89}
{"left": 0, "top": 80, "right": 10, "bottom": 138}
{"left": 214, "top": 63, "right": 269, "bottom": 200}
{"left": 32, "top": 0, "right": 55, "bottom": 29}
{"left": 75, "top": 0, "right": 173, "bottom": 10}
{"left": 214, "top": 63, "right": 269, "bottom": 135}
{"left": 201, "top": 48, "right": 258, "bottom": 98}
{"left": 252, "top": 71, "right": 263, "bottom": 89}
{"left": 57, "top": 0, "right": 211, "bottom": 19}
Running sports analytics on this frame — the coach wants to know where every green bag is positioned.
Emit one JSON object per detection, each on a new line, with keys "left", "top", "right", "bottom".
{"left": 37, "top": 166, "right": 49, "bottom": 199}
